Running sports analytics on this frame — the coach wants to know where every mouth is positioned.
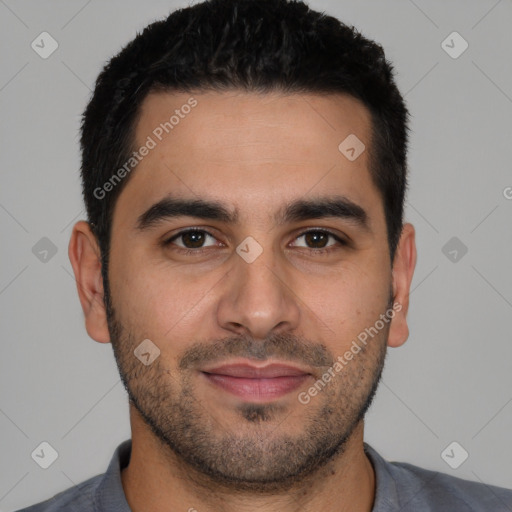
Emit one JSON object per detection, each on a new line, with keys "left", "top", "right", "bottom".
{"left": 200, "top": 361, "right": 313, "bottom": 402}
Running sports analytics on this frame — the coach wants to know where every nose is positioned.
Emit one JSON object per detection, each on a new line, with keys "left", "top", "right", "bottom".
{"left": 216, "top": 245, "right": 301, "bottom": 340}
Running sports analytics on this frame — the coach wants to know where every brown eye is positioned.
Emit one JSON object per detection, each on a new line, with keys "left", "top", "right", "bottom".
{"left": 164, "top": 229, "right": 217, "bottom": 250}
{"left": 303, "top": 231, "right": 330, "bottom": 248}
{"left": 181, "top": 231, "right": 207, "bottom": 248}
{"left": 292, "top": 230, "right": 345, "bottom": 252}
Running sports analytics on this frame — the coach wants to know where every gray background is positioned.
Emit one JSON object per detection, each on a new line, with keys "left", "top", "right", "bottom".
{"left": 1, "top": 0, "right": 511, "bottom": 510}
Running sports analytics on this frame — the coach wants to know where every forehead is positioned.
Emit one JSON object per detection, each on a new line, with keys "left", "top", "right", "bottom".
{"left": 113, "top": 89, "right": 383, "bottom": 231}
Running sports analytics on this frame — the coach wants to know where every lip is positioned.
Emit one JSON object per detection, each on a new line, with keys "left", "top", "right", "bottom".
{"left": 201, "top": 361, "right": 312, "bottom": 402}
{"left": 203, "top": 362, "right": 311, "bottom": 378}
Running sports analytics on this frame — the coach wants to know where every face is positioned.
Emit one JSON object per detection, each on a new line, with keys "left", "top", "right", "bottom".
{"left": 72, "top": 90, "right": 416, "bottom": 491}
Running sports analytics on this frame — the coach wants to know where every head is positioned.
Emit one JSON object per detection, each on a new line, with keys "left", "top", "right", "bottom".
{"left": 70, "top": 0, "right": 416, "bottom": 491}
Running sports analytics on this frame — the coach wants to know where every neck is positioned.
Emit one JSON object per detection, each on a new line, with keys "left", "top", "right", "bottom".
{"left": 121, "top": 407, "right": 376, "bottom": 512}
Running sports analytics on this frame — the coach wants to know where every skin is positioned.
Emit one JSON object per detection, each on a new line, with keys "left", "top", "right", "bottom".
{"left": 69, "top": 90, "right": 416, "bottom": 512}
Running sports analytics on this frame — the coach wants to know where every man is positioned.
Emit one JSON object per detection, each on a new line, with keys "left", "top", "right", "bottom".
{"left": 17, "top": 0, "right": 512, "bottom": 510}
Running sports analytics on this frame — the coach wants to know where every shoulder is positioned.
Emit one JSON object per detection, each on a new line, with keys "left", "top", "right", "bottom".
{"left": 13, "top": 474, "right": 103, "bottom": 512}
{"left": 393, "top": 460, "right": 512, "bottom": 511}
{"left": 14, "top": 438, "right": 132, "bottom": 512}
{"left": 364, "top": 443, "right": 512, "bottom": 511}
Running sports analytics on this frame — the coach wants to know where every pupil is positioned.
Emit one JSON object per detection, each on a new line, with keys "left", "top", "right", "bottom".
{"left": 181, "top": 231, "right": 328, "bottom": 249}
{"left": 305, "top": 232, "right": 327, "bottom": 248}
{"left": 183, "top": 231, "right": 205, "bottom": 248}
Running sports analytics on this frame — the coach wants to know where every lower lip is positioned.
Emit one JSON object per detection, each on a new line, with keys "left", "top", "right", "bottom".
{"left": 202, "top": 373, "right": 310, "bottom": 401}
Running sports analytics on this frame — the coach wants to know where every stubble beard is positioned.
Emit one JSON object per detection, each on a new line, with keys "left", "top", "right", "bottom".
{"left": 105, "top": 283, "right": 389, "bottom": 492}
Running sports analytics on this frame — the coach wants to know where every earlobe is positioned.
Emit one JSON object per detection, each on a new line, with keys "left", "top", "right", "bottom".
{"left": 387, "top": 223, "right": 417, "bottom": 348}
{"left": 68, "top": 221, "right": 111, "bottom": 344}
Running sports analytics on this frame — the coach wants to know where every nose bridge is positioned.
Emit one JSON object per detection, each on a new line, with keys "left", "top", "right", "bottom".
{"left": 217, "top": 239, "right": 300, "bottom": 338}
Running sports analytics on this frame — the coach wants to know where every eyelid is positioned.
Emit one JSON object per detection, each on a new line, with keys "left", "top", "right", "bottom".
{"left": 291, "top": 229, "right": 347, "bottom": 248}
{"left": 165, "top": 227, "right": 223, "bottom": 248}
{"left": 164, "top": 226, "right": 348, "bottom": 252}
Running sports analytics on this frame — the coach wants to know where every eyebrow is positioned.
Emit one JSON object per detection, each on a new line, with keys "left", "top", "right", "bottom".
{"left": 135, "top": 194, "right": 371, "bottom": 233}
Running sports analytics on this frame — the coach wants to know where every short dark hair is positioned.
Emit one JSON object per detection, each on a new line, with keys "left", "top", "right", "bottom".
{"left": 80, "top": 0, "right": 409, "bottom": 291}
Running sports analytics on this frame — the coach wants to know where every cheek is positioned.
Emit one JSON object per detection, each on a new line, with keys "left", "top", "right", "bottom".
{"left": 109, "top": 255, "right": 222, "bottom": 349}
{"left": 296, "top": 260, "right": 390, "bottom": 343}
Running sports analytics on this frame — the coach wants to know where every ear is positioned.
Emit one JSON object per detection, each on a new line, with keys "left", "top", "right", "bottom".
{"left": 387, "top": 222, "right": 417, "bottom": 348}
{"left": 68, "top": 221, "right": 111, "bottom": 343}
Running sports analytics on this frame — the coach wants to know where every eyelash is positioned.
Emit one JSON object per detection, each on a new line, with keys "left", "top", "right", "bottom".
{"left": 162, "top": 228, "right": 348, "bottom": 256}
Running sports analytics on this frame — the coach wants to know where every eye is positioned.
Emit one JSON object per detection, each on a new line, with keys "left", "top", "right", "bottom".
{"left": 163, "top": 227, "right": 347, "bottom": 256}
{"left": 291, "top": 229, "right": 347, "bottom": 253}
{"left": 164, "top": 228, "right": 219, "bottom": 251}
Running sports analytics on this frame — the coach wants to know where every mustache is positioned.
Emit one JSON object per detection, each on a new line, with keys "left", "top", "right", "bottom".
{"left": 178, "top": 332, "right": 335, "bottom": 374}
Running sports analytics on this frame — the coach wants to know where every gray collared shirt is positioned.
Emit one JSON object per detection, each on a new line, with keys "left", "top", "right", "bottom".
{"left": 15, "top": 439, "right": 512, "bottom": 511}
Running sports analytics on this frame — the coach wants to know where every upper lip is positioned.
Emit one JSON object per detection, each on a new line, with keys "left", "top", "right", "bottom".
{"left": 201, "top": 361, "right": 312, "bottom": 378}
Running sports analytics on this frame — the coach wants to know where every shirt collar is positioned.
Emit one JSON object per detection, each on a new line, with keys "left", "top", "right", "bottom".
{"left": 364, "top": 442, "right": 400, "bottom": 511}
{"left": 94, "top": 438, "right": 132, "bottom": 511}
